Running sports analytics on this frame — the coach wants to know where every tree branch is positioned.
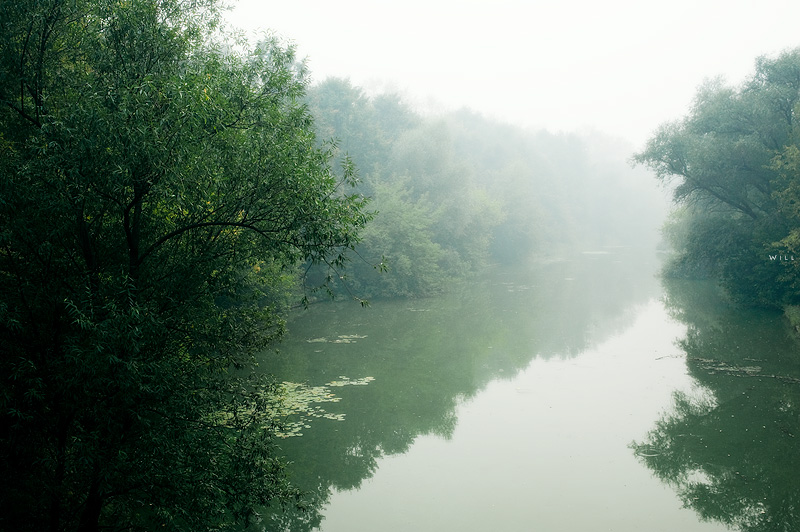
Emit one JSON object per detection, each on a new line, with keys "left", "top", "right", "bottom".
{"left": 138, "top": 220, "right": 288, "bottom": 267}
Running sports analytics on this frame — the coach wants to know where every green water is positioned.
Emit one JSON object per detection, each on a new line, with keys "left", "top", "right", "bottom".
{"left": 256, "top": 249, "right": 800, "bottom": 531}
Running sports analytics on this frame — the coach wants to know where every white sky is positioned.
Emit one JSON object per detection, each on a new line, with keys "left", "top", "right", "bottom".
{"left": 224, "top": 0, "right": 800, "bottom": 147}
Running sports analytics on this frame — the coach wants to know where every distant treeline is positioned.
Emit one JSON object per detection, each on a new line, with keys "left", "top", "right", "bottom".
{"left": 306, "top": 78, "right": 666, "bottom": 299}
{"left": 635, "top": 48, "right": 800, "bottom": 317}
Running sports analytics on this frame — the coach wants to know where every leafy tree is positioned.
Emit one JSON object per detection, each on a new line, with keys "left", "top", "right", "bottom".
{"left": 305, "top": 77, "right": 419, "bottom": 195}
{"left": 306, "top": 80, "right": 502, "bottom": 297}
{"left": 347, "top": 180, "right": 447, "bottom": 298}
{"left": 387, "top": 120, "right": 503, "bottom": 271}
{"left": 0, "top": 1, "right": 370, "bottom": 531}
{"left": 634, "top": 49, "right": 800, "bottom": 306}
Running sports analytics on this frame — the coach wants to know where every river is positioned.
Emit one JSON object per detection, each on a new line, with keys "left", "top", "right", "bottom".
{"left": 256, "top": 247, "right": 800, "bottom": 532}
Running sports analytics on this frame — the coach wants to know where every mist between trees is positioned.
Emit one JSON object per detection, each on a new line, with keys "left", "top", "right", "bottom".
{"left": 304, "top": 77, "right": 668, "bottom": 299}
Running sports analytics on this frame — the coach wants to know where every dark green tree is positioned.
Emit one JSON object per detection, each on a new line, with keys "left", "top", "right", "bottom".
{"left": 634, "top": 48, "right": 800, "bottom": 306}
{"left": 0, "top": 1, "right": 370, "bottom": 530}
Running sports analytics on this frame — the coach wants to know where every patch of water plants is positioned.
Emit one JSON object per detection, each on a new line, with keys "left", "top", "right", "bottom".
{"left": 274, "top": 376, "right": 375, "bottom": 437}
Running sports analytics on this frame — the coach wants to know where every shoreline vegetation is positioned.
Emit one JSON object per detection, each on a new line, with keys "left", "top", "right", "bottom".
{"left": 635, "top": 48, "right": 800, "bottom": 324}
{"left": 302, "top": 77, "right": 667, "bottom": 301}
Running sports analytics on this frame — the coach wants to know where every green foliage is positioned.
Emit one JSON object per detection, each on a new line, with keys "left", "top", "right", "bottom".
{"left": 305, "top": 80, "right": 664, "bottom": 298}
{"left": 0, "top": 1, "right": 370, "bottom": 531}
{"left": 305, "top": 81, "right": 503, "bottom": 298}
{"left": 635, "top": 48, "right": 800, "bottom": 307}
{"left": 348, "top": 181, "right": 448, "bottom": 297}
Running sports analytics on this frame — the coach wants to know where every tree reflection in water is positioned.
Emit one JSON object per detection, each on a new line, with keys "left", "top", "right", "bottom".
{"left": 256, "top": 251, "right": 661, "bottom": 531}
{"left": 632, "top": 278, "right": 800, "bottom": 532}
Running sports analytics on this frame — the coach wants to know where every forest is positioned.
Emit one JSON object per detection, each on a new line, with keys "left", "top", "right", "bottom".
{"left": 3, "top": 0, "right": 798, "bottom": 531}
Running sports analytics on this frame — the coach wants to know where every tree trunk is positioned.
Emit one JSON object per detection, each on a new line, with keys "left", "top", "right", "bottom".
{"left": 77, "top": 476, "right": 103, "bottom": 532}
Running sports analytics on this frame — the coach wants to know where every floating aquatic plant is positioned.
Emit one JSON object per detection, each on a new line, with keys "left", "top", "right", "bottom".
{"left": 305, "top": 334, "right": 367, "bottom": 344}
{"left": 326, "top": 376, "right": 376, "bottom": 387}
{"left": 272, "top": 377, "right": 375, "bottom": 437}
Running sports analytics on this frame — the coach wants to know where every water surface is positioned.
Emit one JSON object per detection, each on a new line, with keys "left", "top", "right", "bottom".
{"left": 259, "top": 249, "right": 799, "bottom": 531}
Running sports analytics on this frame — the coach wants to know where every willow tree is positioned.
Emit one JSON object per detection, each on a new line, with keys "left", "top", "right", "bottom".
{"left": 634, "top": 49, "right": 800, "bottom": 306}
{"left": 0, "top": 1, "right": 370, "bottom": 530}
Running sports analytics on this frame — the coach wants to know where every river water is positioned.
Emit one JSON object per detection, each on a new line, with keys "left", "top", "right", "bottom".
{"left": 257, "top": 248, "right": 800, "bottom": 532}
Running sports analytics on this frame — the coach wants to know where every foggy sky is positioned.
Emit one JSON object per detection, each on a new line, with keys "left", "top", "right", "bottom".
{"left": 225, "top": 0, "right": 800, "bottom": 146}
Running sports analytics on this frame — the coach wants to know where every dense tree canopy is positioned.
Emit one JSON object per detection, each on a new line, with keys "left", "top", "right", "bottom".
{"left": 0, "top": 1, "right": 370, "bottom": 530}
{"left": 635, "top": 48, "right": 800, "bottom": 308}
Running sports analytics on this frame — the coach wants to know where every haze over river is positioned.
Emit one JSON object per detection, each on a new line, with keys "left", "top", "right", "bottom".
{"left": 257, "top": 247, "right": 800, "bottom": 531}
